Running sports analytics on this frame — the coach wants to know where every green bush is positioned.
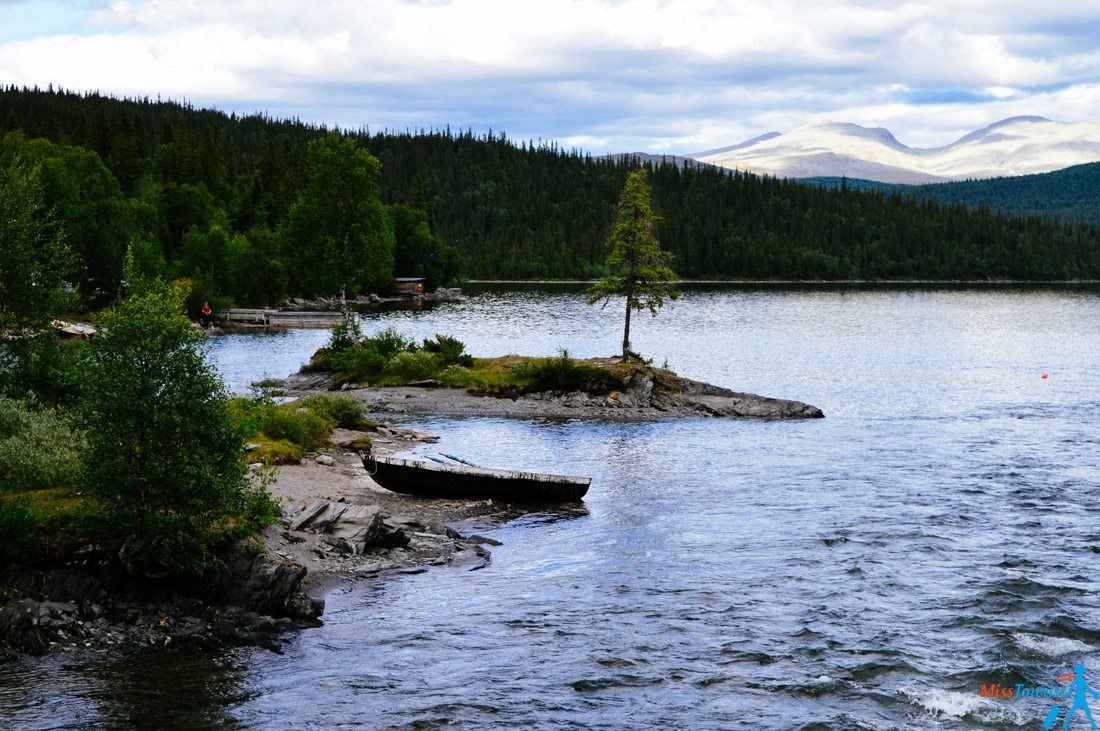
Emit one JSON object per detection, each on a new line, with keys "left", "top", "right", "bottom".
{"left": 329, "top": 341, "right": 387, "bottom": 383}
{"left": 301, "top": 346, "right": 334, "bottom": 372}
{"left": 226, "top": 396, "right": 270, "bottom": 440}
{"left": 384, "top": 350, "right": 440, "bottom": 382}
{"left": 127, "top": 512, "right": 215, "bottom": 576}
{"left": 298, "top": 393, "right": 369, "bottom": 428}
{"left": 78, "top": 283, "right": 255, "bottom": 576}
{"left": 0, "top": 396, "right": 83, "bottom": 494}
{"left": 259, "top": 404, "right": 332, "bottom": 450}
{"left": 422, "top": 334, "right": 473, "bottom": 367}
{"left": 249, "top": 378, "right": 285, "bottom": 397}
{"left": 326, "top": 317, "right": 362, "bottom": 353}
{"left": 319, "top": 330, "right": 473, "bottom": 386}
{"left": 227, "top": 471, "right": 283, "bottom": 539}
{"left": 369, "top": 327, "right": 415, "bottom": 358}
{"left": 0, "top": 332, "right": 89, "bottom": 407}
{"left": 438, "top": 364, "right": 473, "bottom": 387}
{"left": 513, "top": 350, "right": 620, "bottom": 393}
{"left": 344, "top": 435, "right": 373, "bottom": 451}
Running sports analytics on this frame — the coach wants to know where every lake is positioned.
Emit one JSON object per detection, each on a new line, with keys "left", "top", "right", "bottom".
{"left": 3, "top": 284, "right": 1099, "bottom": 729}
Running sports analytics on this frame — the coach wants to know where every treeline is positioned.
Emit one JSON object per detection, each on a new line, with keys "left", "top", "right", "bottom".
{"left": 812, "top": 163, "right": 1100, "bottom": 227}
{"left": 3, "top": 86, "right": 1099, "bottom": 312}
{"left": 0, "top": 86, "right": 458, "bottom": 313}
{"left": 913, "top": 163, "right": 1100, "bottom": 227}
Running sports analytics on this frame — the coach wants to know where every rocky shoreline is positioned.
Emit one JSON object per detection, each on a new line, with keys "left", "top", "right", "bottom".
{"left": 0, "top": 423, "right": 504, "bottom": 661}
{"left": 284, "top": 365, "right": 825, "bottom": 421}
{"left": 0, "top": 540, "right": 321, "bottom": 658}
{"left": 260, "top": 426, "right": 516, "bottom": 595}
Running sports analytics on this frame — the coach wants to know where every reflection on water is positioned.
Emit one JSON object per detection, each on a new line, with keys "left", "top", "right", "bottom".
{"left": 0, "top": 648, "right": 254, "bottom": 730}
{"left": 5, "top": 285, "right": 1100, "bottom": 729}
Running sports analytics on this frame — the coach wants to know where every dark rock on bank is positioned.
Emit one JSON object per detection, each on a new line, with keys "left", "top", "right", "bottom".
{"left": 0, "top": 541, "right": 322, "bottom": 660}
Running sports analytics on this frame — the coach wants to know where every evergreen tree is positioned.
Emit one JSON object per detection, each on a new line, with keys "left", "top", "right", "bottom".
{"left": 587, "top": 169, "right": 678, "bottom": 359}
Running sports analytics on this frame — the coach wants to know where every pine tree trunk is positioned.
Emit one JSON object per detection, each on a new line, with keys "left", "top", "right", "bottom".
{"left": 622, "top": 297, "right": 632, "bottom": 360}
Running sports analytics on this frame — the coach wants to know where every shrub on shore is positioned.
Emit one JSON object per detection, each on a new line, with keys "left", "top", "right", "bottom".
{"left": 317, "top": 326, "right": 477, "bottom": 387}
{"left": 258, "top": 405, "right": 331, "bottom": 452}
{"left": 0, "top": 397, "right": 83, "bottom": 494}
{"left": 298, "top": 393, "right": 373, "bottom": 429}
{"left": 77, "top": 282, "right": 280, "bottom": 575}
{"left": 511, "top": 349, "right": 621, "bottom": 394}
{"left": 248, "top": 439, "right": 304, "bottom": 465}
{"left": 227, "top": 392, "right": 374, "bottom": 465}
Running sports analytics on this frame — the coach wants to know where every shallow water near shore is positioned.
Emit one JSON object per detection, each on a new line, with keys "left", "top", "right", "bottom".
{"left": 4, "top": 284, "right": 1100, "bottom": 729}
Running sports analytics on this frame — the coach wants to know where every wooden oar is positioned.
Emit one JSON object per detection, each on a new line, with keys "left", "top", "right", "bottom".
{"left": 440, "top": 453, "right": 479, "bottom": 467}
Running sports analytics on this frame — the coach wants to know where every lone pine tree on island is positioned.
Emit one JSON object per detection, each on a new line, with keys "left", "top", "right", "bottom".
{"left": 587, "top": 168, "right": 678, "bottom": 360}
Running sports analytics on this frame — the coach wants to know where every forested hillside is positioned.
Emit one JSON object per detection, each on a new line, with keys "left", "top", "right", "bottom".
{"left": 915, "top": 163, "right": 1100, "bottom": 225}
{"left": 809, "top": 163, "right": 1100, "bottom": 226}
{"left": 2, "top": 86, "right": 1098, "bottom": 316}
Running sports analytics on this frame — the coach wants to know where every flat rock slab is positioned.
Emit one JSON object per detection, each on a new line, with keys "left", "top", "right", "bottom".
{"left": 288, "top": 500, "right": 410, "bottom": 555}
{"left": 682, "top": 392, "right": 824, "bottom": 418}
{"left": 338, "top": 383, "right": 823, "bottom": 421}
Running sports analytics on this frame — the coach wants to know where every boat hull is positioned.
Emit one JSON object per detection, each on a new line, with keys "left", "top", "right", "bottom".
{"left": 362, "top": 456, "right": 590, "bottom": 502}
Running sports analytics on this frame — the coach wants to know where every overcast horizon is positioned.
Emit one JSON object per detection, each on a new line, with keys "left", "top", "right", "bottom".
{"left": 3, "top": 0, "right": 1100, "bottom": 156}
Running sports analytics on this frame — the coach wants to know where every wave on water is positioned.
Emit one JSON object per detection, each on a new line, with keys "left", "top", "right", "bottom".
{"left": 904, "top": 687, "right": 1027, "bottom": 726}
{"left": 1011, "top": 632, "right": 1092, "bottom": 658}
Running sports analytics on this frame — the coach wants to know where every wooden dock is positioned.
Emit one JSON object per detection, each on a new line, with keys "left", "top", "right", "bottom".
{"left": 222, "top": 309, "right": 345, "bottom": 328}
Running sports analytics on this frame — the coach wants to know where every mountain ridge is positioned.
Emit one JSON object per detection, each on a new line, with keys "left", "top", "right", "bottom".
{"left": 692, "top": 117, "right": 1100, "bottom": 184}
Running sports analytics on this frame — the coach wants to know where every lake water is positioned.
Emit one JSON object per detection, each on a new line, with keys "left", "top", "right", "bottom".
{"left": 3, "top": 284, "right": 1100, "bottom": 730}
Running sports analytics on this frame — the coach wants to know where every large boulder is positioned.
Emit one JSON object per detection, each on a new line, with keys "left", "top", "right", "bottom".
{"left": 288, "top": 500, "right": 410, "bottom": 554}
{"left": 198, "top": 542, "right": 323, "bottom": 619}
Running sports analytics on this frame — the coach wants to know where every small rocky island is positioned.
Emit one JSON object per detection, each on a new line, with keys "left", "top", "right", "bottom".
{"left": 285, "top": 355, "right": 825, "bottom": 421}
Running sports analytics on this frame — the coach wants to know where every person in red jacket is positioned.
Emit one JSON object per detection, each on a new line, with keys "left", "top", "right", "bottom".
{"left": 200, "top": 301, "right": 212, "bottom": 328}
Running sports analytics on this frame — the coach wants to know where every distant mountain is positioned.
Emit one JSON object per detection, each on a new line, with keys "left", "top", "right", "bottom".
{"left": 693, "top": 117, "right": 1100, "bottom": 184}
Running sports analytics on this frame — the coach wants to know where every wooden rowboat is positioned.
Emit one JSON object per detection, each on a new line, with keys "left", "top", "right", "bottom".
{"left": 361, "top": 454, "right": 591, "bottom": 502}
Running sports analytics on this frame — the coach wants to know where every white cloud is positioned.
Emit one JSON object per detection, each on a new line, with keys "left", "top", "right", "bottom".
{"left": 2, "top": 0, "right": 1100, "bottom": 152}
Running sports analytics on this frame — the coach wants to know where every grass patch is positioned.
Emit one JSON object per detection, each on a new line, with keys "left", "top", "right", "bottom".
{"left": 309, "top": 329, "right": 685, "bottom": 398}
{"left": 248, "top": 438, "right": 305, "bottom": 465}
{"left": 1, "top": 488, "right": 111, "bottom": 564}
{"left": 343, "top": 435, "right": 374, "bottom": 451}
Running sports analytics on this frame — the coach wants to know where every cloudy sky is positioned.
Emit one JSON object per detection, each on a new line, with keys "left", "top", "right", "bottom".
{"left": 3, "top": 0, "right": 1100, "bottom": 154}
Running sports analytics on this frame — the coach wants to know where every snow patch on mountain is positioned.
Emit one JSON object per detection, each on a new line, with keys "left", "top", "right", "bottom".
{"left": 692, "top": 117, "right": 1100, "bottom": 183}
